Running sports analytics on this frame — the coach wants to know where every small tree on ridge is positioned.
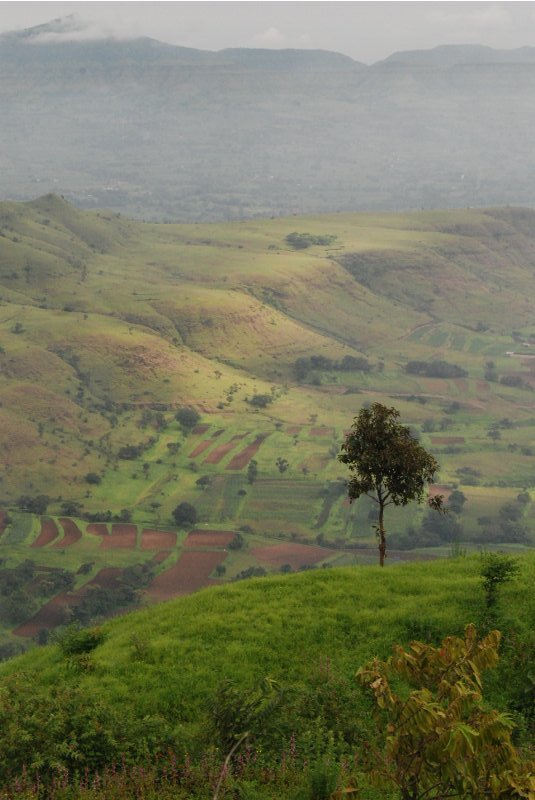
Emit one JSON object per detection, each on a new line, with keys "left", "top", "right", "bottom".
{"left": 339, "top": 403, "right": 443, "bottom": 566}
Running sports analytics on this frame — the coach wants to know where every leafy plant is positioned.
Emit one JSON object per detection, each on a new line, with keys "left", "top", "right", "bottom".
{"left": 357, "top": 624, "right": 534, "bottom": 800}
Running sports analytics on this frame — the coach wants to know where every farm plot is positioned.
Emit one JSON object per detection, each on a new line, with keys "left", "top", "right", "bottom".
{"left": 101, "top": 524, "right": 137, "bottom": 549}
{"left": 430, "top": 437, "right": 466, "bottom": 445}
{"left": 309, "top": 427, "right": 335, "bottom": 437}
{"left": 250, "top": 542, "right": 336, "bottom": 570}
{"left": 141, "top": 529, "right": 177, "bottom": 550}
{"left": 204, "top": 440, "right": 239, "bottom": 465}
{"left": 146, "top": 551, "right": 225, "bottom": 602}
{"left": 189, "top": 440, "right": 214, "bottom": 458}
{"left": 14, "top": 568, "right": 123, "bottom": 638}
{"left": 52, "top": 518, "right": 82, "bottom": 548}
{"left": 226, "top": 434, "right": 270, "bottom": 469}
{"left": 243, "top": 479, "right": 323, "bottom": 525}
{"left": 194, "top": 475, "right": 244, "bottom": 521}
{"left": 184, "top": 530, "right": 235, "bottom": 548}
{"left": 86, "top": 523, "right": 109, "bottom": 537}
{"left": 32, "top": 517, "right": 59, "bottom": 547}
{"left": 192, "top": 424, "right": 210, "bottom": 435}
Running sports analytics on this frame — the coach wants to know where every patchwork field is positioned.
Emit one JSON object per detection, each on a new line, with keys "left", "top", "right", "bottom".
{"left": 0, "top": 198, "right": 534, "bottom": 651}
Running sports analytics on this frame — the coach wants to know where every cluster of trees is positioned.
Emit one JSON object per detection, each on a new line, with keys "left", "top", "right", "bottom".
{"left": 294, "top": 354, "right": 373, "bottom": 381}
{"left": 405, "top": 360, "right": 467, "bottom": 378}
{"left": 285, "top": 232, "right": 337, "bottom": 250}
{"left": 70, "top": 563, "right": 155, "bottom": 627}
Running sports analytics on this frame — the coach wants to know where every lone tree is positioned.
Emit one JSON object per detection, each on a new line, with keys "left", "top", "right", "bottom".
{"left": 339, "top": 403, "right": 443, "bottom": 566}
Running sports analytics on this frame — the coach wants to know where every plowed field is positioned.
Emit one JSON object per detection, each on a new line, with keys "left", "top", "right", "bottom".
{"left": 192, "top": 424, "right": 210, "bottom": 435}
{"left": 141, "top": 529, "right": 177, "bottom": 549}
{"left": 226, "top": 433, "right": 269, "bottom": 470}
{"left": 250, "top": 542, "right": 335, "bottom": 569}
{"left": 53, "top": 518, "right": 82, "bottom": 548}
{"left": 190, "top": 440, "right": 213, "bottom": 458}
{"left": 184, "top": 530, "right": 235, "bottom": 548}
{"left": 101, "top": 524, "right": 137, "bottom": 549}
{"left": 32, "top": 517, "right": 59, "bottom": 547}
{"left": 146, "top": 551, "right": 225, "bottom": 601}
{"left": 87, "top": 523, "right": 109, "bottom": 537}
{"left": 204, "top": 440, "right": 238, "bottom": 465}
{"left": 310, "top": 427, "right": 335, "bottom": 437}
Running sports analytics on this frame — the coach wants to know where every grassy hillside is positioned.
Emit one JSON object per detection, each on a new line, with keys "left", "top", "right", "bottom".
{"left": 0, "top": 197, "right": 534, "bottom": 646}
{"left": 0, "top": 555, "right": 533, "bottom": 794}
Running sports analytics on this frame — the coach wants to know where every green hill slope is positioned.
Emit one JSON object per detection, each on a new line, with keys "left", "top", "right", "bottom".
{"left": 0, "top": 556, "right": 533, "bottom": 788}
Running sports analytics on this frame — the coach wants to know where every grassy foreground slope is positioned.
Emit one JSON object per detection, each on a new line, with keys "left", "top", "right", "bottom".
{"left": 0, "top": 554, "right": 533, "bottom": 782}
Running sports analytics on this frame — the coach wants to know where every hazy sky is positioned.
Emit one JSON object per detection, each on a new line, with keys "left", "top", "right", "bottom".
{"left": 2, "top": 2, "right": 535, "bottom": 64}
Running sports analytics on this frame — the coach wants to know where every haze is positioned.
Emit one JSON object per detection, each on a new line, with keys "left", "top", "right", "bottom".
{"left": 2, "top": 1, "right": 535, "bottom": 64}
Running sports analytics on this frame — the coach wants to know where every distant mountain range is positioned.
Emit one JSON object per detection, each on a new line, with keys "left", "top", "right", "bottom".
{"left": 2, "top": 18, "right": 535, "bottom": 220}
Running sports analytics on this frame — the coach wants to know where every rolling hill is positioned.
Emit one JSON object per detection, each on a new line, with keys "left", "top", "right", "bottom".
{"left": 0, "top": 196, "right": 534, "bottom": 649}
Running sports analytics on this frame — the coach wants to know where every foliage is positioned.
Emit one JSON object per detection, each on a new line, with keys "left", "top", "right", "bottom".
{"left": 175, "top": 407, "right": 200, "bottom": 430}
{"left": 285, "top": 232, "right": 337, "bottom": 250}
{"left": 480, "top": 553, "right": 520, "bottom": 609}
{"left": 357, "top": 624, "right": 535, "bottom": 800}
{"left": 339, "top": 403, "right": 443, "bottom": 565}
{"left": 248, "top": 394, "right": 273, "bottom": 408}
{"left": 404, "top": 360, "right": 468, "bottom": 378}
{"left": 58, "top": 625, "right": 106, "bottom": 657}
{"left": 246, "top": 460, "right": 258, "bottom": 485}
{"left": 172, "top": 502, "right": 198, "bottom": 527}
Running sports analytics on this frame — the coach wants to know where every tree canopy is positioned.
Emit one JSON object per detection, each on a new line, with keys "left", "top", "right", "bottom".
{"left": 339, "top": 403, "right": 443, "bottom": 565}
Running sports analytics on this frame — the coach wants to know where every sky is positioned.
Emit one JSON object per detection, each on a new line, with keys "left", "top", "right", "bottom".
{"left": 1, "top": 2, "right": 535, "bottom": 64}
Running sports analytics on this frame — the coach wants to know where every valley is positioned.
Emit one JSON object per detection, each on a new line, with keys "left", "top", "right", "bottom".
{"left": 0, "top": 196, "right": 534, "bottom": 649}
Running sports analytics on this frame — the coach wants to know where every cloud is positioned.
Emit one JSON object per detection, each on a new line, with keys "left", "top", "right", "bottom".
{"left": 252, "top": 26, "right": 286, "bottom": 46}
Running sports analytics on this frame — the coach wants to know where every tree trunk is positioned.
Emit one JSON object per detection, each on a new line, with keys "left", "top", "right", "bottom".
{"left": 378, "top": 501, "right": 386, "bottom": 567}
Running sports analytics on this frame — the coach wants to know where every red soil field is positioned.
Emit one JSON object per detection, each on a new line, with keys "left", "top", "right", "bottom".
{"left": 0, "top": 510, "right": 7, "bottom": 536}
{"left": 452, "top": 378, "right": 469, "bottom": 393}
{"left": 184, "top": 530, "right": 236, "bottom": 548}
{"left": 250, "top": 542, "right": 335, "bottom": 569}
{"left": 430, "top": 436, "right": 465, "bottom": 445}
{"left": 204, "top": 440, "right": 238, "bottom": 465}
{"left": 53, "top": 518, "right": 82, "bottom": 548}
{"left": 32, "top": 517, "right": 59, "bottom": 547}
{"left": 146, "top": 550, "right": 225, "bottom": 602}
{"left": 231, "top": 432, "right": 249, "bottom": 440}
{"left": 310, "top": 427, "right": 335, "bottom": 437}
{"left": 476, "top": 380, "right": 490, "bottom": 393}
{"left": 211, "top": 429, "right": 224, "bottom": 438}
{"left": 226, "top": 433, "right": 269, "bottom": 470}
{"left": 286, "top": 426, "right": 301, "bottom": 435}
{"left": 141, "top": 529, "right": 177, "bottom": 550}
{"left": 87, "top": 523, "right": 109, "bottom": 537}
{"left": 14, "top": 568, "right": 123, "bottom": 637}
{"left": 101, "top": 524, "right": 137, "bottom": 549}
{"left": 189, "top": 440, "right": 213, "bottom": 458}
{"left": 192, "top": 424, "right": 210, "bottom": 435}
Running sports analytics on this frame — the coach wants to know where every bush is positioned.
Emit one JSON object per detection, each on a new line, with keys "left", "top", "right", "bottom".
{"left": 172, "top": 502, "right": 198, "bottom": 527}
{"left": 84, "top": 472, "right": 101, "bottom": 485}
{"left": 175, "top": 407, "right": 200, "bottom": 429}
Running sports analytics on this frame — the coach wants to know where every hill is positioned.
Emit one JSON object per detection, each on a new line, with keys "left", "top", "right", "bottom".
{"left": 0, "top": 197, "right": 534, "bottom": 646}
{"left": 0, "top": 554, "right": 533, "bottom": 793}
{"left": 2, "top": 24, "right": 535, "bottom": 220}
